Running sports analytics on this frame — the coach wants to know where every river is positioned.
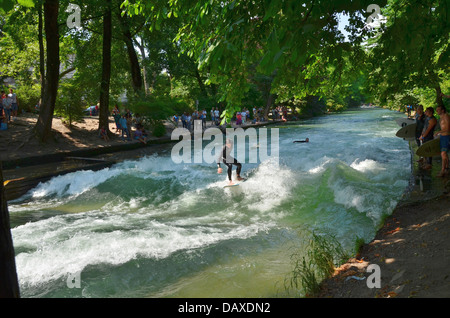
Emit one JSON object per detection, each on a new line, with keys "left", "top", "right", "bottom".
{"left": 8, "top": 107, "right": 411, "bottom": 297}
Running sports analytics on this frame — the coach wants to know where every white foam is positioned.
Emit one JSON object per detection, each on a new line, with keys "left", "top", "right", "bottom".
{"left": 30, "top": 167, "right": 122, "bottom": 198}
{"left": 350, "top": 159, "right": 385, "bottom": 173}
{"left": 13, "top": 209, "right": 272, "bottom": 288}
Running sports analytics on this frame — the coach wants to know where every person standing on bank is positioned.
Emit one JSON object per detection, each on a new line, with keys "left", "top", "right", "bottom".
{"left": 2, "top": 90, "right": 12, "bottom": 123}
{"left": 8, "top": 88, "right": 19, "bottom": 119}
{"left": 435, "top": 105, "right": 450, "bottom": 177}
{"left": 419, "top": 107, "right": 437, "bottom": 170}
{"left": 415, "top": 105, "right": 425, "bottom": 147}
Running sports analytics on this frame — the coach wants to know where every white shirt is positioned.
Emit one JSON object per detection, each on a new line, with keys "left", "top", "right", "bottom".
{"left": 8, "top": 93, "right": 17, "bottom": 103}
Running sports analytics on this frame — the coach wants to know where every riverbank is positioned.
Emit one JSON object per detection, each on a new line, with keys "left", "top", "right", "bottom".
{"left": 318, "top": 140, "right": 450, "bottom": 298}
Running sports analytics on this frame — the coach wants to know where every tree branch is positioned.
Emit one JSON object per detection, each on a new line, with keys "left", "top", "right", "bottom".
{"left": 59, "top": 67, "right": 75, "bottom": 79}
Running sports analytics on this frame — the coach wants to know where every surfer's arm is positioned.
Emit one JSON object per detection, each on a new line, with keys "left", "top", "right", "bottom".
{"left": 217, "top": 160, "right": 223, "bottom": 174}
{"left": 216, "top": 154, "right": 222, "bottom": 173}
{"left": 421, "top": 119, "right": 437, "bottom": 138}
{"left": 217, "top": 145, "right": 227, "bottom": 168}
{"left": 216, "top": 153, "right": 222, "bottom": 167}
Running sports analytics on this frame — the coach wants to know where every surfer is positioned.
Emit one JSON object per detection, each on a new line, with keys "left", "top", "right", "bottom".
{"left": 420, "top": 107, "right": 437, "bottom": 170}
{"left": 217, "top": 138, "right": 244, "bottom": 185}
{"left": 293, "top": 138, "right": 309, "bottom": 143}
{"left": 414, "top": 105, "right": 425, "bottom": 147}
{"left": 435, "top": 105, "right": 450, "bottom": 177}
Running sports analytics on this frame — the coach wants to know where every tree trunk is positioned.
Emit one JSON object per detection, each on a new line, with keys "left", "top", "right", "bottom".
{"left": 117, "top": 12, "right": 143, "bottom": 94}
{"left": 38, "top": 2, "right": 45, "bottom": 107}
{"left": 136, "top": 38, "right": 149, "bottom": 95}
{"left": 264, "top": 93, "right": 275, "bottom": 120}
{"left": 35, "top": 0, "right": 60, "bottom": 142}
{"left": 194, "top": 69, "right": 208, "bottom": 97}
{"left": 0, "top": 163, "right": 20, "bottom": 298}
{"left": 435, "top": 85, "right": 444, "bottom": 108}
{"left": 99, "top": 0, "right": 112, "bottom": 134}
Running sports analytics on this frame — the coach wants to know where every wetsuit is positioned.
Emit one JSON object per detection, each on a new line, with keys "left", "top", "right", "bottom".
{"left": 423, "top": 115, "right": 436, "bottom": 165}
{"left": 415, "top": 112, "right": 425, "bottom": 147}
{"left": 217, "top": 144, "right": 242, "bottom": 181}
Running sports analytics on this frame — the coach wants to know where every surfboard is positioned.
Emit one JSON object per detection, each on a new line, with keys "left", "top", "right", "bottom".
{"left": 396, "top": 123, "right": 417, "bottom": 139}
{"left": 224, "top": 183, "right": 241, "bottom": 188}
{"left": 223, "top": 179, "right": 246, "bottom": 188}
{"left": 416, "top": 138, "right": 441, "bottom": 157}
{"left": 395, "top": 117, "right": 415, "bottom": 127}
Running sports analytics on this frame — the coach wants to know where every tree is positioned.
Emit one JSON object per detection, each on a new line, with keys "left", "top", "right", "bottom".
{"left": 367, "top": 0, "right": 449, "bottom": 109}
{"left": 0, "top": 163, "right": 20, "bottom": 298}
{"left": 35, "top": 0, "right": 60, "bottom": 142}
{"left": 116, "top": 4, "right": 143, "bottom": 94}
{"left": 122, "top": 0, "right": 385, "bottom": 121}
{"left": 99, "top": 0, "right": 112, "bottom": 134}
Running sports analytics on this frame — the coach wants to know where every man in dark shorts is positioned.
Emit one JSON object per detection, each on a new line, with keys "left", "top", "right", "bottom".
{"left": 217, "top": 138, "right": 244, "bottom": 185}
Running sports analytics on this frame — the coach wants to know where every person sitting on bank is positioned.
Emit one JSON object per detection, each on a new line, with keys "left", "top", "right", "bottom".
{"left": 99, "top": 126, "right": 109, "bottom": 142}
{"left": 134, "top": 125, "right": 147, "bottom": 144}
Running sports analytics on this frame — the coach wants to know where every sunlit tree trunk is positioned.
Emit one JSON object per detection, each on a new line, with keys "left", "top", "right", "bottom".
{"left": 35, "top": 0, "right": 60, "bottom": 142}
{"left": 99, "top": 0, "right": 112, "bottom": 134}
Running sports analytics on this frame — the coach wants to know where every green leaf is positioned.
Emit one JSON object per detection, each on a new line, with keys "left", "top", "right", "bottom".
{"left": 17, "top": 0, "right": 34, "bottom": 7}
{"left": 273, "top": 47, "right": 286, "bottom": 64}
{"left": 0, "top": 0, "right": 15, "bottom": 13}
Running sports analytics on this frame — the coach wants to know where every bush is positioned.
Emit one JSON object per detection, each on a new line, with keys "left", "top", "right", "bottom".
{"left": 129, "top": 96, "right": 192, "bottom": 120}
{"left": 55, "top": 81, "right": 85, "bottom": 126}
{"left": 127, "top": 96, "right": 193, "bottom": 137}
{"left": 151, "top": 120, "right": 167, "bottom": 137}
{"left": 8, "top": 84, "right": 41, "bottom": 113}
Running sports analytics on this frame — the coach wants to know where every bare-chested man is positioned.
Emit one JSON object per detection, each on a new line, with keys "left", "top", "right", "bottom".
{"left": 435, "top": 105, "right": 450, "bottom": 177}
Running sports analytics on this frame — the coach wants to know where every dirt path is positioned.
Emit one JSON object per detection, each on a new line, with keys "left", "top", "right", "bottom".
{"left": 0, "top": 113, "right": 161, "bottom": 162}
{"left": 319, "top": 195, "right": 450, "bottom": 298}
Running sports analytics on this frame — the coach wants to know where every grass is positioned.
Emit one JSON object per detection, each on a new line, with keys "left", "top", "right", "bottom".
{"left": 284, "top": 231, "right": 351, "bottom": 297}
{"left": 354, "top": 236, "right": 366, "bottom": 255}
